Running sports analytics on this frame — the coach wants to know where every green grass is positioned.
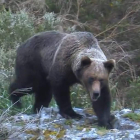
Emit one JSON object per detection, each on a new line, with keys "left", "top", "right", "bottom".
{"left": 123, "top": 113, "right": 140, "bottom": 123}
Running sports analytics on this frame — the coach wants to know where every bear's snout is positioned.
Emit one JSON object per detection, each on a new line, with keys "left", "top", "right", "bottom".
{"left": 92, "top": 91, "right": 100, "bottom": 101}
{"left": 90, "top": 81, "right": 101, "bottom": 101}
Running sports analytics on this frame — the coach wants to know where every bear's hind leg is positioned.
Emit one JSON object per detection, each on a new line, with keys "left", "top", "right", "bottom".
{"left": 9, "top": 64, "right": 35, "bottom": 108}
{"left": 52, "top": 86, "right": 82, "bottom": 119}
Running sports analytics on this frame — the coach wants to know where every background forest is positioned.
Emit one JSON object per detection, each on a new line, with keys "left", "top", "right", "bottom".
{"left": 0, "top": 0, "right": 140, "bottom": 116}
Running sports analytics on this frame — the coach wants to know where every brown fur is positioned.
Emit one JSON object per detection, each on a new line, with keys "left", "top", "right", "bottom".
{"left": 9, "top": 31, "right": 115, "bottom": 129}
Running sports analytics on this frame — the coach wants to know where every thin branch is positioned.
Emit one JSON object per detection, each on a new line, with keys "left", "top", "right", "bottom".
{"left": 11, "top": 87, "right": 33, "bottom": 95}
{"left": 0, "top": 72, "right": 8, "bottom": 78}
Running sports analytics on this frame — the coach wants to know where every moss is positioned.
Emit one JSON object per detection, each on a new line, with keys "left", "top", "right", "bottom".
{"left": 96, "top": 127, "right": 109, "bottom": 136}
{"left": 29, "top": 136, "right": 38, "bottom": 140}
{"left": 64, "top": 120, "right": 73, "bottom": 125}
{"left": 43, "top": 129, "right": 66, "bottom": 139}
{"left": 25, "top": 129, "right": 40, "bottom": 135}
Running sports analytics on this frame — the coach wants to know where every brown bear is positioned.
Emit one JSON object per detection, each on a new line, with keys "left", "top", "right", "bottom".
{"left": 9, "top": 31, "right": 115, "bottom": 129}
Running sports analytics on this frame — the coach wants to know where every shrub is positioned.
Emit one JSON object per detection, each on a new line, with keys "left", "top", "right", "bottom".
{"left": 0, "top": 10, "right": 62, "bottom": 115}
{"left": 71, "top": 85, "right": 91, "bottom": 108}
{"left": 125, "top": 77, "right": 140, "bottom": 110}
{"left": 0, "top": 10, "right": 34, "bottom": 114}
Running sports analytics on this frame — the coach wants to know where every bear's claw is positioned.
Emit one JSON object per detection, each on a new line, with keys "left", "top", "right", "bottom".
{"left": 60, "top": 110, "right": 83, "bottom": 119}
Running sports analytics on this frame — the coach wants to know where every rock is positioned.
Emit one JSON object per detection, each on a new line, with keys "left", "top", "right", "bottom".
{"left": 134, "top": 109, "right": 140, "bottom": 114}
{"left": 13, "top": 114, "right": 34, "bottom": 122}
{"left": 135, "top": 133, "right": 140, "bottom": 139}
{"left": 120, "top": 109, "right": 132, "bottom": 115}
{"left": 8, "top": 132, "right": 21, "bottom": 139}
{"left": 1, "top": 107, "right": 140, "bottom": 140}
{"left": 120, "top": 124, "right": 135, "bottom": 130}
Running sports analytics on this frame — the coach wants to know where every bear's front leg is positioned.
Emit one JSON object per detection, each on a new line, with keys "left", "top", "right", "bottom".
{"left": 92, "top": 86, "right": 113, "bottom": 129}
{"left": 52, "top": 86, "right": 82, "bottom": 119}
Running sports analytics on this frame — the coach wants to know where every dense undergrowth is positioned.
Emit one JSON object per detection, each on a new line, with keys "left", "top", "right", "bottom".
{"left": 0, "top": 0, "right": 140, "bottom": 117}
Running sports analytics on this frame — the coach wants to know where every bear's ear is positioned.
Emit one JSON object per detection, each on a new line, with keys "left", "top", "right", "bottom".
{"left": 81, "top": 56, "right": 92, "bottom": 67}
{"left": 104, "top": 59, "right": 115, "bottom": 73}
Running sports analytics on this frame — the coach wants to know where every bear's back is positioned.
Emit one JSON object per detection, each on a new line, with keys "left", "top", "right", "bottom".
{"left": 16, "top": 31, "right": 67, "bottom": 62}
{"left": 15, "top": 31, "right": 67, "bottom": 74}
{"left": 17, "top": 31, "right": 67, "bottom": 52}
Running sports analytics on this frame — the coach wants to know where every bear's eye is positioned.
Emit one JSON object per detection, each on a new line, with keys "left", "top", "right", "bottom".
{"left": 88, "top": 77, "right": 94, "bottom": 84}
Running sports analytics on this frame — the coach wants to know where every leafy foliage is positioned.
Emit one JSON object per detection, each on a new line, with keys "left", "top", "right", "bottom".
{"left": 0, "top": 10, "right": 62, "bottom": 115}
{"left": 71, "top": 85, "right": 91, "bottom": 108}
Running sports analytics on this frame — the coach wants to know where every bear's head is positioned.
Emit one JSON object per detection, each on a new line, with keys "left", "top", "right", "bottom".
{"left": 76, "top": 56, "right": 115, "bottom": 101}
